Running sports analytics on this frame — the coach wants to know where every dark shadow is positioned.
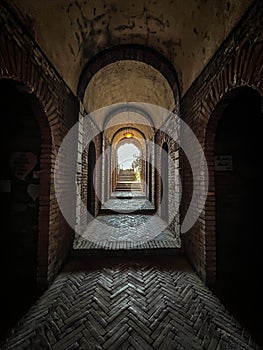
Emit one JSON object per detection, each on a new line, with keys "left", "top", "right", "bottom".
{"left": 0, "top": 80, "right": 41, "bottom": 338}
{"left": 212, "top": 87, "right": 263, "bottom": 347}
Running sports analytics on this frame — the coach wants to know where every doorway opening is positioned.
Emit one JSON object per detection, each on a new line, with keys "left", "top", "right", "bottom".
{"left": 115, "top": 142, "right": 142, "bottom": 194}
{"left": 0, "top": 80, "right": 42, "bottom": 336}
{"left": 212, "top": 87, "right": 263, "bottom": 345}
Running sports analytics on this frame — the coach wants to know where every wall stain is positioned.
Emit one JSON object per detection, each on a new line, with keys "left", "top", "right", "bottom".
{"left": 115, "top": 22, "right": 136, "bottom": 32}
{"left": 193, "top": 27, "right": 198, "bottom": 35}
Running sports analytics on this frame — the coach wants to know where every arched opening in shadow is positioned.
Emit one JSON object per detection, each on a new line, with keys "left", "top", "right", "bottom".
{"left": 213, "top": 87, "right": 262, "bottom": 344}
{"left": 0, "top": 79, "right": 46, "bottom": 335}
{"left": 87, "top": 142, "right": 96, "bottom": 218}
{"left": 161, "top": 142, "right": 169, "bottom": 222}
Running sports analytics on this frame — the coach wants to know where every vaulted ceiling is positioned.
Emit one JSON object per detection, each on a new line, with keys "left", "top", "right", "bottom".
{"left": 84, "top": 60, "right": 175, "bottom": 112}
{"left": 9, "top": 0, "right": 252, "bottom": 98}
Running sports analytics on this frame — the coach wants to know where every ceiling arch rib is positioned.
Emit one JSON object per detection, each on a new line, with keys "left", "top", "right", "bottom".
{"left": 104, "top": 110, "right": 154, "bottom": 142}
{"left": 103, "top": 104, "right": 154, "bottom": 129}
{"left": 84, "top": 60, "right": 176, "bottom": 143}
{"left": 116, "top": 136, "right": 144, "bottom": 153}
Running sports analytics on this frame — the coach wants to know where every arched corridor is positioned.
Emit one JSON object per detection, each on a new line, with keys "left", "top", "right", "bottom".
{"left": 1, "top": 1, "right": 263, "bottom": 349}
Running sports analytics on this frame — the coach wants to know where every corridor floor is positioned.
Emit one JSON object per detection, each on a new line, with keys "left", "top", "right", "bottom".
{"left": 101, "top": 195, "right": 154, "bottom": 213}
{"left": 74, "top": 195, "right": 180, "bottom": 251}
{"left": 73, "top": 214, "right": 180, "bottom": 251}
{"left": 1, "top": 256, "right": 260, "bottom": 350}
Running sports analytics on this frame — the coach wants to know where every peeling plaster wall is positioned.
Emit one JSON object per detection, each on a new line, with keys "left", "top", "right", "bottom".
{"left": 8, "top": 0, "right": 253, "bottom": 95}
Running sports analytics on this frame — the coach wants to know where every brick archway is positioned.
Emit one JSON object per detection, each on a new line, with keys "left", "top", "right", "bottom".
{"left": 77, "top": 44, "right": 181, "bottom": 106}
{"left": 0, "top": 32, "right": 57, "bottom": 288}
{"left": 203, "top": 40, "right": 263, "bottom": 284}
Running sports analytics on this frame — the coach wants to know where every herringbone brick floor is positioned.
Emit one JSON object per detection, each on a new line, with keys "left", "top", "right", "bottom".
{"left": 1, "top": 256, "right": 260, "bottom": 350}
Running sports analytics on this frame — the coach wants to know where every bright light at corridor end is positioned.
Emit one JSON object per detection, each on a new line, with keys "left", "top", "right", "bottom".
{"left": 54, "top": 102, "right": 209, "bottom": 243}
{"left": 123, "top": 131, "right": 134, "bottom": 138}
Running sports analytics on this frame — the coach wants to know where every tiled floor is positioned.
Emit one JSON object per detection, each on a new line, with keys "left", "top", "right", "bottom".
{"left": 73, "top": 214, "right": 180, "bottom": 251}
{"left": 74, "top": 193, "right": 180, "bottom": 251}
{"left": 101, "top": 196, "right": 154, "bottom": 213}
{"left": 1, "top": 256, "right": 260, "bottom": 350}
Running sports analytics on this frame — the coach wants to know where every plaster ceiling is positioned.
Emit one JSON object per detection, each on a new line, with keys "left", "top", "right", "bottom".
{"left": 8, "top": 0, "right": 252, "bottom": 96}
{"left": 84, "top": 60, "right": 175, "bottom": 113}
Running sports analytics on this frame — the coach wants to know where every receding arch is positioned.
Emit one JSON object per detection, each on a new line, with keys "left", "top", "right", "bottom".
{"left": 111, "top": 127, "right": 147, "bottom": 144}
{"left": 77, "top": 44, "right": 181, "bottom": 104}
{"left": 103, "top": 104, "right": 155, "bottom": 131}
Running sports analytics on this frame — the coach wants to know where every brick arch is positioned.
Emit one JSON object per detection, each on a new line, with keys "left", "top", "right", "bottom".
{"left": 0, "top": 32, "right": 58, "bottom": 288}
{"left": 202, "top": 40, "right": 263, "bottom": 284}
{"left": 201, "top": 40, "right": 263, "bottom": 138}
{"left": 77, "top": 44, "right": 181, "bottom": 108}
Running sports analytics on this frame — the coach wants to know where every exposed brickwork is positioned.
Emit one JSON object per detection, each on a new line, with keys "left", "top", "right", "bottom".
{"left": 0, "top": 2, "right": 78, "bottom": 286}
{"left": 155, "top": 115, "right": 180, "bottom": 241}
{"left": 76, "top": 104, "right": 102, "bottom": 235}
{"left": 180, "top": 0, "right": 263, "bottom": 283}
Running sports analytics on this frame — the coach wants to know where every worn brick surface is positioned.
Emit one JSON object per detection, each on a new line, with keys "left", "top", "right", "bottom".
{"left": 1, "top": 256, "right": 260, "bottom": 350}
{"left": 73, "top": 213, "right": 181, "bottom": 252}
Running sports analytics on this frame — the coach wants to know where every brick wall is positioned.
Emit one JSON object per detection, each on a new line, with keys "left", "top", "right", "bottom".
{"left": 155, "top": 115, "right": 181, "bottom": 241}
{"left": 180, "top": 0, "right": 263, "bottom": 283}
{"left": 0, "top": 2, "right": 78, "bottom": 287}
{"left": 76, "top": 104, "right": 102, "bottom": 237}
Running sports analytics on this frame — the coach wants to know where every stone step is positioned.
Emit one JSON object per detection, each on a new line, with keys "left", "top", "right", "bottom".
{"left": 115, "top": 183, "right": 142, "bottom": 191}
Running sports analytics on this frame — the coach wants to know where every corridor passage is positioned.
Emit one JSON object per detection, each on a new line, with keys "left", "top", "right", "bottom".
{"left": 1, "top": 256, "right": 260, "bottom": 350}
{"left": 73, "top": 213, "right": 180, "bottom": 251}
{"left": 73, "top": 195, "right": 180, "bottom": 251}
{"left": 1, "top": 1, "right": 262, "bottom": 349}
